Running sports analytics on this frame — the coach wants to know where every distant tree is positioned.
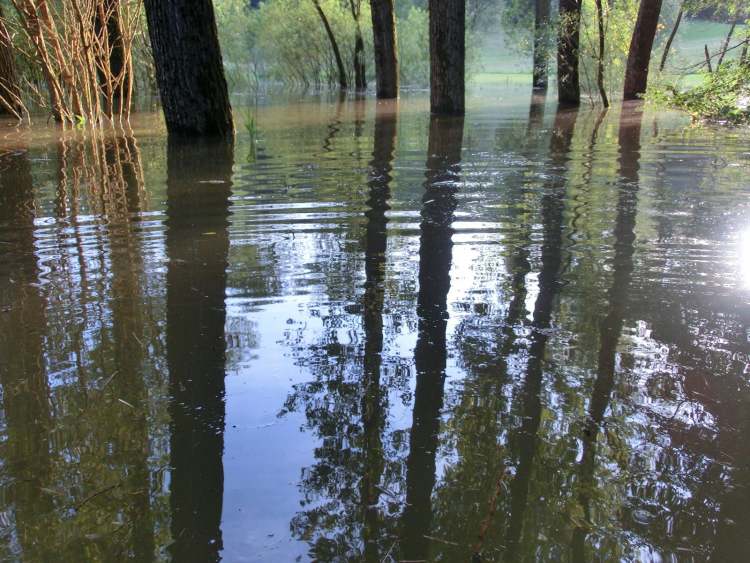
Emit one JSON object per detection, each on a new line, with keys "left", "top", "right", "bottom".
{"left": 349, "top": 0, "right": 367, "bottom": 89}
{"left": 593, "top": 0, "right": 608, "bottom": 106}
{"left": 143, "top": 0, "right": 234, "bottom": 136}
{"left": 429, "top": 0, "right": 465, "bottom": 114}
{"left": 623, "top": 0, "right": 664, "bottom": 100}
{"left": 533, "top": 0, "right": 550, "bottom": 90}
{"left": 312, "top": 0, "right": 349, "bottom": 89}
{"left": 0, "top": 4, "right": 22, "bottom": 116}
{"left": 558, "top": 0, "right": 582, "bottom": 105}
{"left": 370, "top": 0, "right": 399, "bottom": 97}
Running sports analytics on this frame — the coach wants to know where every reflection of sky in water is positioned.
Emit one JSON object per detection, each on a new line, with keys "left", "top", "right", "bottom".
{"left": 2, "top": 95, "right": 750, "bottom": 561}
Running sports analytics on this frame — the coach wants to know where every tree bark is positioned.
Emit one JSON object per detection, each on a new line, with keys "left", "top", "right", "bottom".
{"left": 557, "top": 0, "right": 582, "bottom": 106}
{"left": 623, "top": 0, "right": 664, "bottom": 101}
{"left": 0, "top": 5, "right": 23, "bottom": 116}
{"left": 532, "top": 0, "right": 550, "bottom": 90}
{"left": 313, "top": 0, "right": 348, "bottom": 90}
{"left": 143, "top": 0, "right": 233, "bottom": 136}
{"left": 370, "top": 0, "right": 398, "bottom": 98}
{"left": 659, "top": 5, "right": 683, "bottom": 72}
{"left": 429, "top": 0, "right": 465, "bottom": 115}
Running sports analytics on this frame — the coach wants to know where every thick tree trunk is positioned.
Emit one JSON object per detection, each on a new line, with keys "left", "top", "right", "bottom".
{"left": 623, "top": 0, "right": 664, "bottom": 101}
{"left": 370, "top": 0, "right": 398, "bottom": 98}
{"left": 557, "top": 0, "right": 581, "bottom": 106}
{"left": 0, "top": 5, "right": 22, "bottom": 116}
{"left": 143, "top": 0, "right": 233, "bottom": 136}
{"left": 429, "top": 0, "right": 465, "bottom": 115}
{"left": 350, "top": 0, "right": 367, "bottom": 90}
{"left": 532, "top": 0, "right": 550, "bottom": 90}
{"left": 659, "top": 5, "right": 683, "bottom": 72}
{"left": 313, "top": 0, "right": 348, "bottom": 90}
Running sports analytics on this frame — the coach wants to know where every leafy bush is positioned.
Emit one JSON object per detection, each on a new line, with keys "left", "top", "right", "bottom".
{"left": 650, "top": 61, "right": 750, "bottom": 123}
{"left": 397, "top": 7, "right": 430, "bottom": 87}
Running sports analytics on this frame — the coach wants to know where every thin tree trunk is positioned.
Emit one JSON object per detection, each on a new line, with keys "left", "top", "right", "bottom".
{"left": 349, "top": 0, "right": 367, "bottom": 90}
{"left": 143, "top": 0, "right": 233, "bottom": 136}
{"left": 557, "top": 0, "right": 582, "bottom": 106}
{"left": 623, "top": 0, "right": 664, "bottom": 101}
{"left": 0, "top": 5, "right": 22, "bottom": 116}
{"left": 370, "top": 0, "right": 398, "bottom": 98}
{"left": 313, "top": 0, "right": 348, "bottom": 90}
{"left": 717, "top": 19, "right": 738, "bottom": 70}
{"left": 429, "top": 0, "right": 465, "bottom": 115}
{"left": 532, "top": 0, "right": 550, "bottom": 90}
{"left": 594, "top": 0, "right": 608, "bottom": 107}
{"left": 659, "top": 5, "right": 683, "bottom": 72}
{"left": 95, "top": 0, "right": 131, "bottom": 110}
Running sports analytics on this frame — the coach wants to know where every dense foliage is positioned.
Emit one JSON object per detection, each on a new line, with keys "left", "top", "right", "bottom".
{"left": 651, "top": 61, "right": 750, "bottom": 122}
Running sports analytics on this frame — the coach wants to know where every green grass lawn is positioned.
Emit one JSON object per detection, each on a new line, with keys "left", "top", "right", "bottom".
{"left": 472, "top": 18, "right": 743, "bottom": 90}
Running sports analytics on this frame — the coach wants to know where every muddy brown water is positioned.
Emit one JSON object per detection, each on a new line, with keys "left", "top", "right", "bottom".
{"left": 1, "top": 90, "right": 749, "bottom": 561}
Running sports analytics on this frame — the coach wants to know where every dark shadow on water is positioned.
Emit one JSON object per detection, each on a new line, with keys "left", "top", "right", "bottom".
{"left": 570, "top": 101, "right": 642, "bottom": 562}
{"left": 0, "top": 149, "right": 54, "bottom": 561}
{"left": 400, "top": 114, "right": 465, "bottom": 562}
{"left": 502, "top": 106, "right": 578, "bottom": 561}
{"left": 360, "top": 102, "right": 397, "bottom": 561}
{"left": 165, "top": 139, "right": 233, "bottom": 562}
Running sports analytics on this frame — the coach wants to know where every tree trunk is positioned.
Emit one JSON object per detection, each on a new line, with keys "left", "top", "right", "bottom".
{"left": 659, "top": 5, "right": 683, "bottom": 72}
{"left": 557, "top": 0, "right": 582, "bottom": 106}
{"left": 95, "top": 0, "right": 132, "bottom": 117}
{"left": 370, "top": 0, "right": 398, "bottom": 98}
{"left": 623, "top": 0, "right": 664, "bottom": 101}
{"left": 429, "top": 0, "right": 465, "bottom": 115}
{"left": 313, "top": 0, "right": 348, "bottom": 90}
{"left": 594, "top": 0, "right": 608, "bottom": 107}
{"left": 143, "top": 0, "right": 233, "bottom": 136}
{"left": 350, "top": 0, "right": 367, "bottom": 90}
{"left": 532, "top": 0, "right": 550, "bottom": 90}
{"left": 0, "top": 5, "right": 22, "bottom": 116}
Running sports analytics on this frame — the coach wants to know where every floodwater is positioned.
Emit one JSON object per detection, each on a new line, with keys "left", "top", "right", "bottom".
{"left": 0, "top": 89, "right": 749, "bottom": 562}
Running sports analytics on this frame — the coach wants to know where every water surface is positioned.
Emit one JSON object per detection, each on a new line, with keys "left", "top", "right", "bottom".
{"left": 1, "top": 90, "right": 750, "bottom": 562}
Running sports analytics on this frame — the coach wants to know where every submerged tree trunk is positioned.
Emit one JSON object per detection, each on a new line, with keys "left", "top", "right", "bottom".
{"left": 370, "top": 0, "right": 398, "bottom": 98}
{"left": 0, "top": 5, "right": 22, "bottom": 116}
{"left": 143, "top": 0, "right": 233, "bottom": 136}
{"left": 429, "top": 0, "right": 465, "bottom": 115}
{"left": 532, "top": 0, "right": 550, "bottom": 90}
{"left": 557, "top": 0, "right": 582, "bottom": 106}
{"left": 623, "top": 0, "right": 664, "bottom": 101}
{"left": 313, "top": 0, "right": 348, "bottom": 90}
{"left": 350, "top": 0, "right": 367, "bottom": 90}
{"left": 659, "top": 4, "right": 683, "bottom": 72}
{"left": 594, "top": 0, "right": 608, "bottom": 107}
